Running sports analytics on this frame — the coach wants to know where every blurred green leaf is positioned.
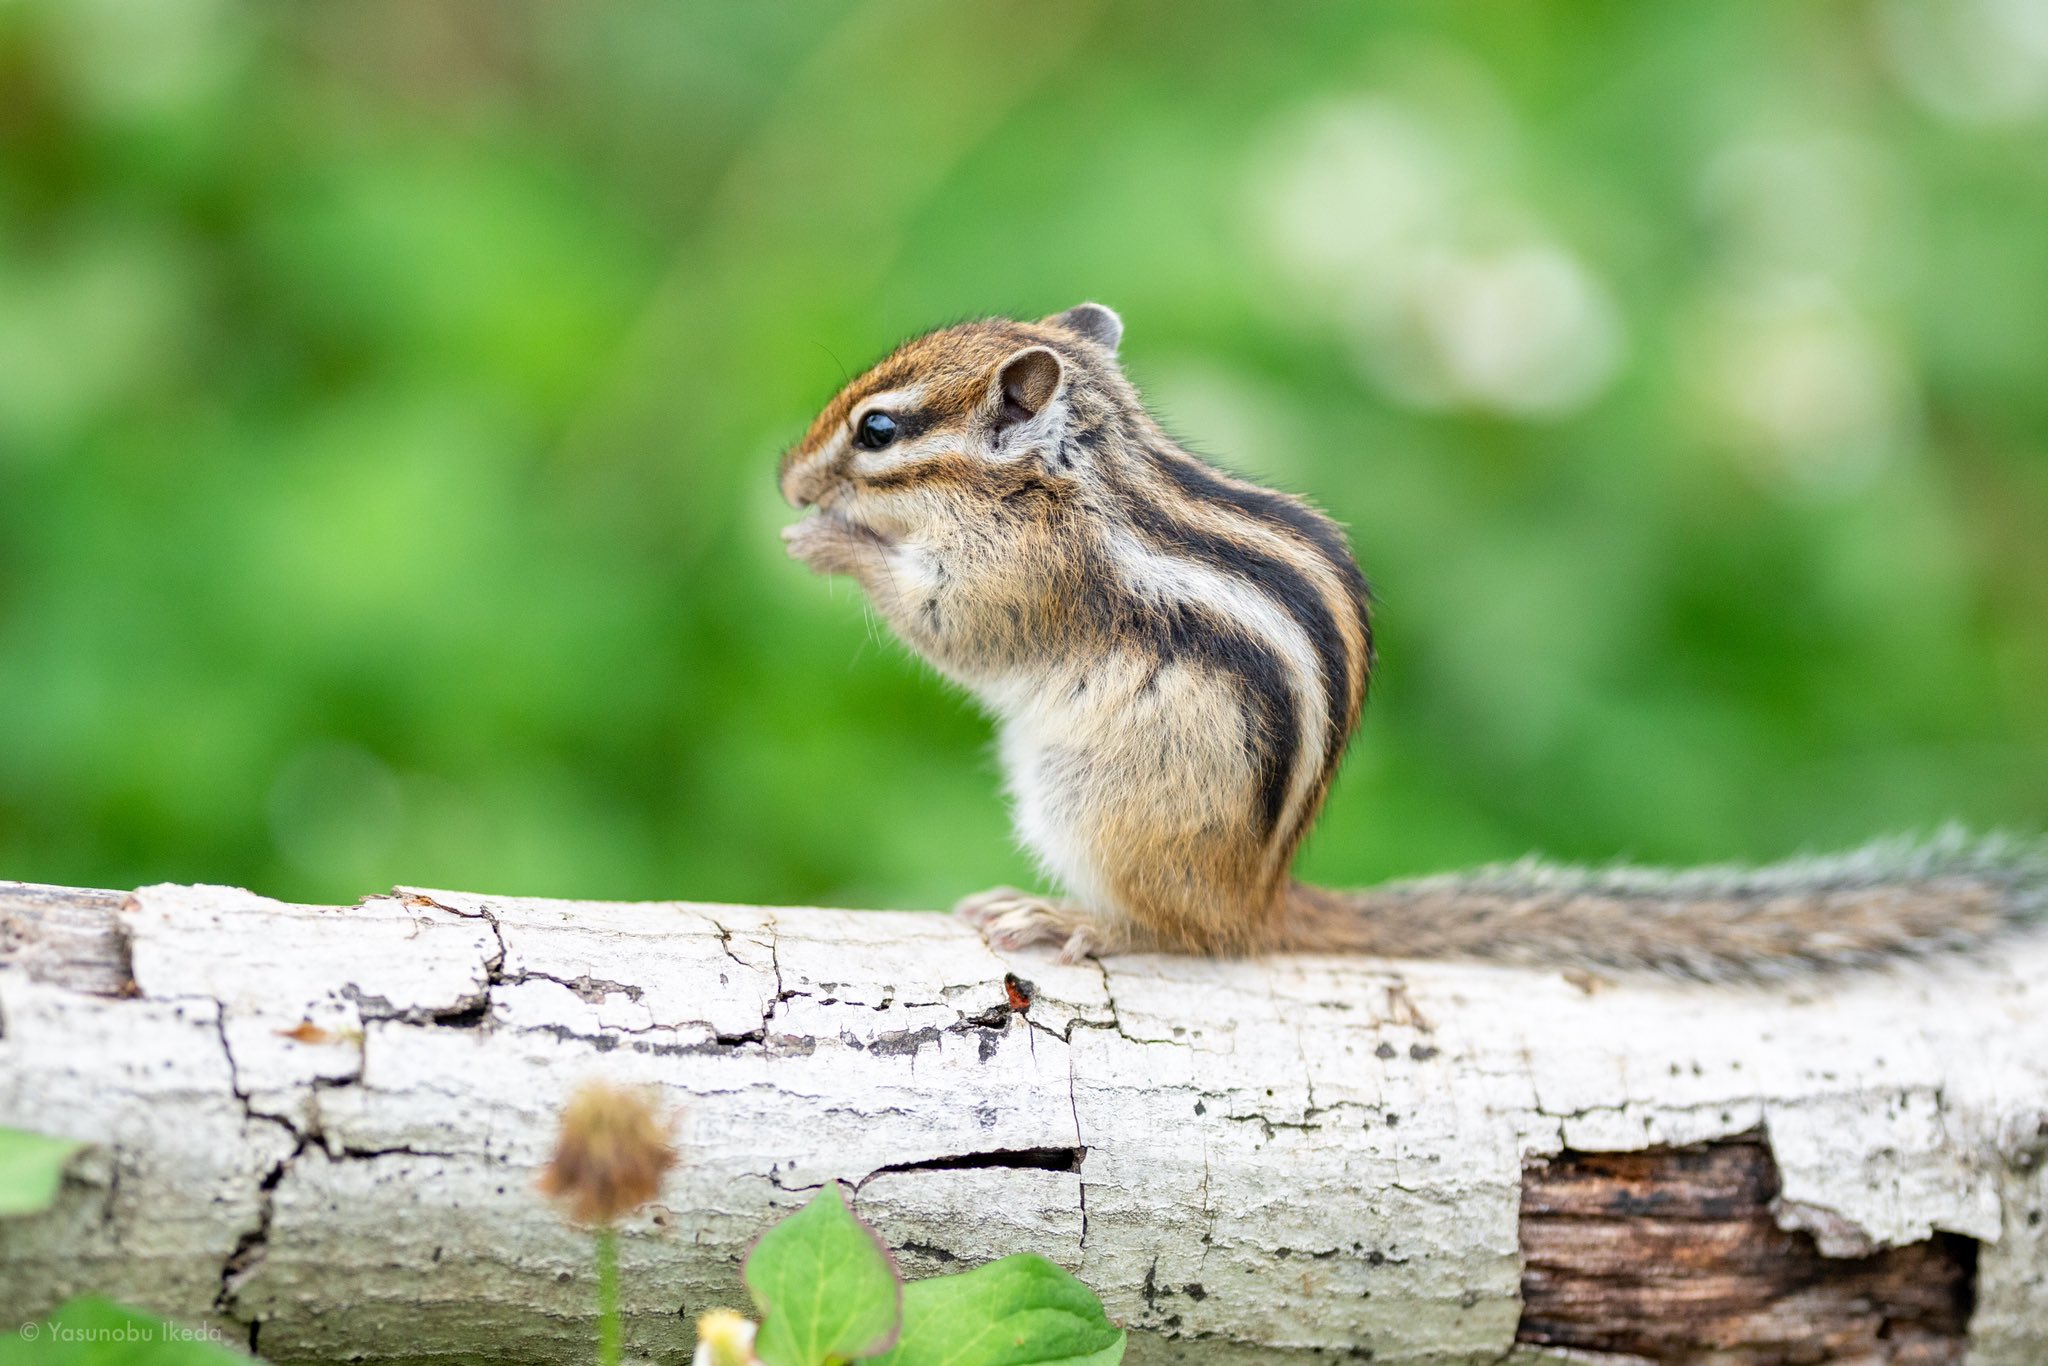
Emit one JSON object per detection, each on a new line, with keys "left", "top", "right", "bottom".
{"left": 0, "top": 1127, "right": 85, "bottom": 1217}
{"left": 0, "top": 1298, "right": 250, "bottom": 1365}
{"left": 867, "top": 1255, "right": 1125, "bottom": 1366}
{"left": 745, "top": 1183, "right": 902, "bottom": 1366}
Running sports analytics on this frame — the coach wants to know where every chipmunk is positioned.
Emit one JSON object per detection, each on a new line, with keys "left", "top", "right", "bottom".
{"left": 779, "top": 304, "right": 2047, "bottom": 978}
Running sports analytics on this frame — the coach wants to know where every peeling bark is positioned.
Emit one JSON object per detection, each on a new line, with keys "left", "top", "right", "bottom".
{"left": 0, "top": 881, "right": 129, "bottom": 996}
{"left": 1521, "top": 1139, "right": 1976, "bottom": 1363}
{"left": 2, "top": 880, "right": 2046, "bottom": 1364}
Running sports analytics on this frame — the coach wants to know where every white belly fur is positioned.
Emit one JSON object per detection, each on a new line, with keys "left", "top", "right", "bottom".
{"left": 984, "top": 653, "right": 1259, "bottom": 922}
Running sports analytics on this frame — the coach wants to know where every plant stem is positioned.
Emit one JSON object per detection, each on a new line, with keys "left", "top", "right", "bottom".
{"left": 596, "top": 1225, "right": 620, "bottom": 1366}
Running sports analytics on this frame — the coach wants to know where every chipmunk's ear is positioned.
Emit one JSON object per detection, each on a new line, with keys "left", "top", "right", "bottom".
{"left": 1045, "top": 302, "right": 1122, "bottom": 355}
{"left": 992, "top": 346, "right": 1064, "bottom": 431}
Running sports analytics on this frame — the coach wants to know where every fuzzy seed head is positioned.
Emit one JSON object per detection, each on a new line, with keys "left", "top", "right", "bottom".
{"left": 538, "top": 1081, "right": 677, "bottom": 1226}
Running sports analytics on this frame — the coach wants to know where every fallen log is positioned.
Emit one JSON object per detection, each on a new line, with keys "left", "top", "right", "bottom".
{"left": 2, "top": 878, "right": 2045, "bottom": 1364}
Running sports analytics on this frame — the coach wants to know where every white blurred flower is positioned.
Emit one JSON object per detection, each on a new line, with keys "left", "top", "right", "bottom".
{"left": 44, "top": 0, "right": 246, "bottom": 120}
{"left": 1876, "top": 0, "right": 2048, "bottom": 126}
{"left": 1396, "top": 242, "right": 1623, "bottom": 418}
{"left": 692, "top": 1310, "right": 759, "bottom": 1366}
{"left": 1697, "top": 133, "right": 1904, "bottom": 284}
{"left": 1690, "top": 280, "right": 1915, "bottom": 495}
{"left": 1253, "top": 87, "right": 1625, "bottom": 420}
{"left": 1259, "top": 98, "right": 1462, "bottom": 308}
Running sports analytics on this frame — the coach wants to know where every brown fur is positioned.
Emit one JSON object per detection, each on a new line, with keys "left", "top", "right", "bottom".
{"left": 1281, "top": 832, "right": 2047, "bottom": 981}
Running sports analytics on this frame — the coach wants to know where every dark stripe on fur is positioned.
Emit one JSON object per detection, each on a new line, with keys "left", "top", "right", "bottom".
{"left": 1113, "top": 475, "right": 1352, "bottom": 784}
{"left": 860, "top": 450, "right": 987, "bottom": 493}
{"left": 1171, "top": 606, "right": 1300, "bottom": 838}
{"left": 1146, "top": 444, "right": 1373, "bottom": 705}
{"left": 1094, "top": 588, "right": 1298, "bottom": 836}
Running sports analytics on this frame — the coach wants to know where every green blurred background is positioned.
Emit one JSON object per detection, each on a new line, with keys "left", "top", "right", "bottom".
{"left": 2, "top": 0, "right": 2044, "bottom": 910}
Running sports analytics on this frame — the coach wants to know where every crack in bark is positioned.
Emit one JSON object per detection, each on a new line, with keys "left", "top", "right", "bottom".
{"left": 214, "top": 1118, "right": 304, "bottom": 1349}
{"left": 190, "top": 892, "right": 518, "bottom": 1347}
{"left": 859, "top": 1147, "right": 1085, "bottom": 1185}
{"left": 1267, "top": 965, "right": 1319, "bottom": 1116}
{"left": 1065, "top": 1025, "right": 1089, "bottom": 1256}
{"left": 499, "top": 971, "right": 646, "bottom": 1005}
{"left": 209, "top": 1009, "right": 309, "bottom": 1350}
{"left": 340, "top": 980, "right": 491, "bottom": 1026}
{"left": 331, "top": 1144, "right": 464, "bottom": 1160}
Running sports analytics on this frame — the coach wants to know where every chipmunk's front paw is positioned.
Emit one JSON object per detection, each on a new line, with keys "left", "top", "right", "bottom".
{"left": 782, "top": 513, "right": 889, "bottom": 577}
{"left": 953, "top": 887, "right": 1058, "bottom": 943}
{"left": 953, "top": 887, "right": 1102, "bottom": 962}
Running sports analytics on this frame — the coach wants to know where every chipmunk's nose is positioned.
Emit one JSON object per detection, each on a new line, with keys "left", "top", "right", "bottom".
{"left": 779, "top": 449, "right": 831, "bottom": 508}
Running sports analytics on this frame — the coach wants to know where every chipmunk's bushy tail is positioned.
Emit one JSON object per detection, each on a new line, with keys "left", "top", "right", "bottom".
{"left": 1282, "top": 830, "right": 2048, "bottom": 982}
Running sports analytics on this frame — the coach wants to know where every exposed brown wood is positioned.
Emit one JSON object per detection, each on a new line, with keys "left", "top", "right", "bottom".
{"left": 1518, "top": 1136, "right": 1976, "bottom": 1364}
{"left": 0, "top": 880, "right": 133, "bottom": 996}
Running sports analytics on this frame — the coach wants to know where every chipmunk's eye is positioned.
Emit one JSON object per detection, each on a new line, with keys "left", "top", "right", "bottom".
{"left": 854, "top": 411, "right": 898, "bottom": 450}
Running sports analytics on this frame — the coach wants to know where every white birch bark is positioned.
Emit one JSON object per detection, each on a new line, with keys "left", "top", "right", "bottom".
{"left": 2, "top": 881, "right": 2044, "bottom": 1363}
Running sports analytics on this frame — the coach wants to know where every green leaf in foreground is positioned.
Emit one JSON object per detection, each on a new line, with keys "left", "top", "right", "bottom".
{"left": 0, "top": 1297, "right": 251, "bottom": 1365}
{"left": 744, "top": 1182, "right": 902, "bottom": 1366}
{"left": 0, "top": 1126, "right": 86, "bottom": 1218}
{"left": 868, "top": 1254, "right": 1125, "bottom": 1366}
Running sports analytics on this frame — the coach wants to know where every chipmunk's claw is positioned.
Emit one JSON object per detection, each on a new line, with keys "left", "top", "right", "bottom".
{"left": 1056, "top": 925, "right": 1103, "bottom": 965}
